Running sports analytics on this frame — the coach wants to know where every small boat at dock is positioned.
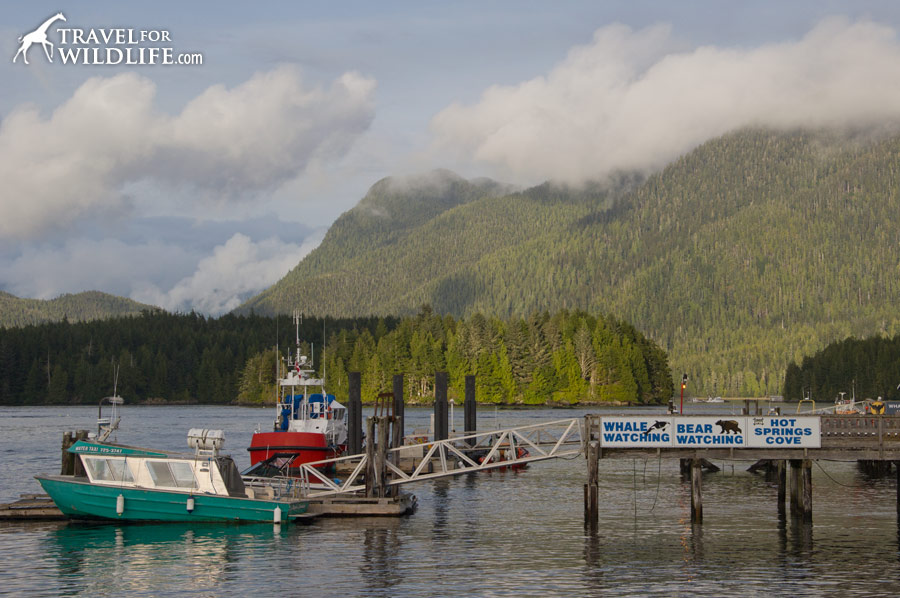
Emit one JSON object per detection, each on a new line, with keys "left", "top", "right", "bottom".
{"left": 36, "top": 429, "right": 308, "bottom": 523}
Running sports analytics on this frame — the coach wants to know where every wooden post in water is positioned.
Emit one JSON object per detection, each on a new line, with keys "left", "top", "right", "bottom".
{"left": 434, "top": 372, "right": 448, "bottom": 441}
{"left": 801, "top": 459, "right": 813, "bottom": 522}
{"left": 583, "top": 415, "right": 600, "bottom": 532}
{"left": 464, "top": 375, "right": 476, "bottom": 439}
{"left": 365, "top": 417, "right": 376, "bottom": 497}
{"left": 377, "top": 416, "right": 389, "bottom": 498}
{"left": 392, "top": 374, "right": 404, "bottom": 449}
{"left": 61, "top": 432, "right": 73, "bottom": 475}
{"left": 348, "top": 372, "right": 362, "bottom": 455}
{"left": 789, "top": 459, "right": 802, "bottom": 518}
{"left": 72, "top": 430, "right": 88, "bottom": 477}
{"left": 691, "top": 457, "right": 703, "bottom": 523}
{"left": 776, "top": 460, "right": 786, "bottom": 515}
{"left": 896, "top": 461, "right": 900, "bottom": 515}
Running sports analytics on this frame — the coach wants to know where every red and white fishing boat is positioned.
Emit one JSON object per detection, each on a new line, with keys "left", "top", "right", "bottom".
{"left": 246, "top": 314, "right": 347, "bottom": 479}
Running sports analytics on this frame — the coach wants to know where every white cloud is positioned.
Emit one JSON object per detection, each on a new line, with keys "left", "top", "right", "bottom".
{"left": 0, "top": 229, "right": 324, "bottom": 315}
{"left": 0, "top": 238, "right": 193, "bottom": 300}
{"left": 0, "top": 66, "right": 375, "bottom": 240}
{"left": 131, "top": 231, "right": 324, "bottom": 315}
{"left": 430, "top": 18, "right": 900, "bottom": 184}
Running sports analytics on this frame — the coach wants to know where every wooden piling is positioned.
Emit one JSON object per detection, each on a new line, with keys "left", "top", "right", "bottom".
{"left": 377, "top": 416, "right": 389, "bottom": 498}
{"left": 789, "top": 459, "right": 801, "bottom": 517}
{"left": 365, "top": 417, "right": 377, "bottom": 497}
{"left": 584, "top": 440, "right": 599, "bottom": 531}
{"left": 73, "top": 430, "right": 88, "bottom": 477}
{"left": 801, "top": 459, "right": 812, "bottom": 522}
{"left": 61, "top": 431, "right": 74, "bottom": 475}
{"left": 789, "top": 459, "right": 811, "bottom": 521}
{"left": 776, "top": 459, "right": 786, "bottom": 515}
{"left": 691, "top": 458, "right": 703, "bottom": 523}
{"left": 392, "top": 374, "right": 404, "bottom": 449}
{"left": 464, "top": 375, "right": 476, "bottom": 437}
{"left": 896, "top": 461, "right": 900, "bottom": 515}
{"left": 348, "top": 372, "right": 362, "bottom": 455}
{"left": 434, "top": 372, "right": 448, "bottom": 441}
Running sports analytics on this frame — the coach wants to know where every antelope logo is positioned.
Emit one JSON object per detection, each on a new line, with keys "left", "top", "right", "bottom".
{"left": 12, "top": 12, "right": 67, "bottom": 65}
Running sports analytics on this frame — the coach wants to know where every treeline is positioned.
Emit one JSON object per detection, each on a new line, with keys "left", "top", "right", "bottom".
{"left": 0, "top": 311, "right": 391, "bottom": 405}
{"left": 783, "top": 334, "right": 900, "bottom": 401}
{"left": 0, "top": 290, "right": 155, "bottom": 328}
{"left": 238, "top": 307, "right": 672, "bottom": 406}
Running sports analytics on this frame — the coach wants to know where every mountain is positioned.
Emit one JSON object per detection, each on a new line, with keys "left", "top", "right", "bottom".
{"left": 239, "top": 129, "right": 900, "bottom": 396}
{"left": 0, "top": 290, "right": 158, "bottom": 328}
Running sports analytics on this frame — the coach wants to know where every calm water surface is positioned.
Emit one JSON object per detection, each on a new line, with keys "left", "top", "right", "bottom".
{"left": 1, "top": 404, "right": 898, "bottom": 596}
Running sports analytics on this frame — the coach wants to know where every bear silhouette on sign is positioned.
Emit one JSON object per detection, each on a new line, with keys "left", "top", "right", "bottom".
{"left": 715, "top": 419, "right": 742, "bottom": 434}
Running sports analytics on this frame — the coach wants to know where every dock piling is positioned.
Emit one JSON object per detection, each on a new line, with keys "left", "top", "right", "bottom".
{"left": 61, "top": 432, "right": 74, "bottom": 475}
{"left": 434, "top": 372, "right": 448, "bottom": 441}
{"left": 584, "top": 415, "right": 600, "bottom": 532}
{"left": 789, "top": 459, "right": 812, "bottom": 522}
{"left": 691, "top": 458, "right": 703, "bottom": 523}
{"left": 348, "top": 372, "right": 362, "bottom": 455}
{"left": 392, "top": 374, "right": 404, "bottom": 449}
{"left": 776, "top": 460, "right": 786, "bottom": 515}
{"left": 464, "top": 375, "right": 476, "bottom": 439}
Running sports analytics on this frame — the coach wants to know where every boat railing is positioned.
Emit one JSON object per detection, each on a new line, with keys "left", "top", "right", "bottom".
{"left": 242, "top": 475, "right": 308, "bottom": 501}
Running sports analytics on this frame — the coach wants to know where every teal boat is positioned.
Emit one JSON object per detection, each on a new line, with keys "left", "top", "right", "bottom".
{"left": 36, "top": 431, "right": 308, "bottom": 523}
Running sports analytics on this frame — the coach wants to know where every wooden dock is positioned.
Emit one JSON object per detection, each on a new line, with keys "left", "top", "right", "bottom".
{"left": 0, "top": 494, "right": 65, "bottom": 521}
{"left": 584, "top": 414, "right": 900, "bottom": 526}
{"left": 0, "top": 492, "right": 416, "bottom": 521}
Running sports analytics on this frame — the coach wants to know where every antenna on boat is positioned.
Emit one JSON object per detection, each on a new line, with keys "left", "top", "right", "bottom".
{"left": 322, "top": 317, "right": 326, "bottom": 381}
{"left": 293, "top": 310, "right": 301, "bottom": 368}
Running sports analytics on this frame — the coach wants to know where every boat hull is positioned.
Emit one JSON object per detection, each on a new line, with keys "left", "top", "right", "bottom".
{"left": 36, "top": 475, "right": 306, "bottom": 523}
{"left": 248, "top": 431, "right": 337, "bottom": 467}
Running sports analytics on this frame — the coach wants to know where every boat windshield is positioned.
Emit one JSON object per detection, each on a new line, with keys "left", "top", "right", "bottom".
{"left": 84, "top": 457, "right": 134, "bottom": 483}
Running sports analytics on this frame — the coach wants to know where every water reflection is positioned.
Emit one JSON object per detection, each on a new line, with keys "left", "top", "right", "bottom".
{"left": 432, "top": 479, "right": 450, "bottom": 541}
{"left": 44, "top": 522, "right": 286, "bottom": 596}
{"left": 581, "top": 532, "right": 604, "bottom": 592}
{"left": 360, "top": 519, "right": 403, "bottom": 593}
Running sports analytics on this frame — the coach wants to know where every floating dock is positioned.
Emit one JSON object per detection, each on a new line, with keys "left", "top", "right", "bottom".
{"left": 0, "top": 494, "right": 65, "bottom": 521}
{"left": 0, "top": 492, "right": 416, "bottom": 521}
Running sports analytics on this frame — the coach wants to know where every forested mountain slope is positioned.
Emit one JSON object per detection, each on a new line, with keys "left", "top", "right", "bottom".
{"left": 0, "top": 290, "right": 158, "bottom": 328}
{"left": 241, "top": 129, "right": 900, "bottom": 396}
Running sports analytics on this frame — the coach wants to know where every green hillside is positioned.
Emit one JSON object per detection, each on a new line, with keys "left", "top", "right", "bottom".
{"left": 240, "top": 129, "right": 900, "bottom": 396}
{"left": 0, "top": 290, "right": 158, "bottom": 328}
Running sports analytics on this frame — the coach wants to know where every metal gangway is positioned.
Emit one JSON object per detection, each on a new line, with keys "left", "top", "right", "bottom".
{"left": 288, "top": 418, "right": 585, "bottom": 498}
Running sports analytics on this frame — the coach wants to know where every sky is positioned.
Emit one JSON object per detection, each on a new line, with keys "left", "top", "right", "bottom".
{"left": 2, "top": 1, "right": 900, "bottom": 315}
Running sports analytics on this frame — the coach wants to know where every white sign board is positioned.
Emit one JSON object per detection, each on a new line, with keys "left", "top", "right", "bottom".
{"left": 596, "top": 415, "right": 821, "bottom": 449}
{"left": 673, "top": 417, "right": 748, "bottom": 448}
{"left": 600, "top": 417, "right": 673, "bottom": 447}
{"left": 747, "top": 416, "right": 821, "bottom": 448}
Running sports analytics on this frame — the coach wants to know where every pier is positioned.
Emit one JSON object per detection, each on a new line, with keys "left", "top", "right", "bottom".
{"left": 7, "top": 371, "right": 900, "bottom": 527}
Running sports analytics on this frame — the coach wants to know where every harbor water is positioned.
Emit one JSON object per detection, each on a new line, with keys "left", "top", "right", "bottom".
{"left": 1, "top": 404, "right": 899, "bottom": 597}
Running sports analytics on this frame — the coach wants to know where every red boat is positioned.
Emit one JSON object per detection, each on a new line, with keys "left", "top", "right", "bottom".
{"left": 244, "top": 314, "right": 347, "bottom": 482}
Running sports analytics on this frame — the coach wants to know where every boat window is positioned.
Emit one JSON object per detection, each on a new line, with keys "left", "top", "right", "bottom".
{"left": 108, "top": 459, "right": 135, "bottom": 482}
{"left": 170, "top": 462, "right": 197, "bottom": 488}
{"left": 146, "top": 460, "right": 197, "bottom": 489}
{"left": 84, "top": 458, "right": 134, "bottom": 483}
{"left": 146, "top": 461, "right": 176, "bottom": 487}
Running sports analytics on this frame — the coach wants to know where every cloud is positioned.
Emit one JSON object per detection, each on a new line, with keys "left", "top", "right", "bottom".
{"left": 0, "top": 228, "right": 324, "bottom": 315}
{"left": 430, "top": 18, "right": 900, "bottom": 184}
{"left": 0, "top": 238, "right": 193, "bottom": 300}
{"left": 0, "top": 66, "right": 375, "bottom": 240}
{"left": 131, "top": 231, "right": 324, "bottom": 315}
